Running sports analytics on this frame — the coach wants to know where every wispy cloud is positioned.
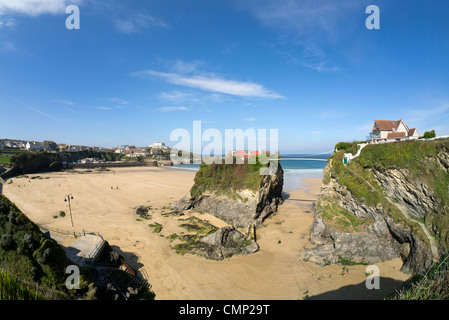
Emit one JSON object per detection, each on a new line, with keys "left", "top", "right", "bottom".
{"left": 54, "top": 99, "right": 74, "bottom": 105}
{"left": 242, "top": 0, "right": 358, "bottom": 39}
{"left": 158, "top": 90, "right": 229, "bottom": 106}
{"left": 239, "top": 0, "right": 359, "bottom": 73}
{"left": 109, "top": 97, "right": 128, "bottom": 105}
{"left": 406, "top": 103, "right": 449, "bottom": 135}
{"left": 0, "top": 17, "right": 15, "bottom": 28}
{"left": 408, "top": 103, "right": 449, "bottom": 122}
{"left": 0, "top": 0, "right": 82, "bottom": 16}
{"left": 133, "top": 69, "right": 284, "bottom": 99}
{"left": 113, "top": 13, "right": 169, "bottom": 34}
{"left": 95, "top": 106, "right": 111, "bottom": 111}
{"left": 311, "top": 131, "right": 323, "bottom": 135}
{"left": 156, "top": 106, "right": 190, "bottom": 112}
{"left": 245, "top": 117, "right": 257, "bottom": 122}
{"left": 0, "top": 42, "right": 18, "bottom": 52}
{"left": 6, "top": 94, "right": 60, "bottom": 121}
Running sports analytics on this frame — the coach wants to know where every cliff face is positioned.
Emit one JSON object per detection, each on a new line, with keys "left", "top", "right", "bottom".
{"left": 304, "top": 139, "right": 449, "bottom": 274}
{"left": 172, "top": 161, "right": 284, "bottom": 228}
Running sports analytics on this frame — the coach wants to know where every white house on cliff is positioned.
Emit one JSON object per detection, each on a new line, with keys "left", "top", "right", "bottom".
{"left": 367, "top": 119, "right": 419, "bottom": 144}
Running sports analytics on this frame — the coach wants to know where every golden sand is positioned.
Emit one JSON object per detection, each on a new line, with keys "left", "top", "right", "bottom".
{"left": 3, "top": 167, "right": 410, "bottom": 299}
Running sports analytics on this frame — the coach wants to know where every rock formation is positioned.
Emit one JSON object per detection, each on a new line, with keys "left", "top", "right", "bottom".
{"left": 304, "top": 139, "right": 449, "bottom": 274}
{"left": 196, "top": 226, "right": 259, "bottom": 260}
{"left": 172, "top": 161, "right": 284, "bottom": 228}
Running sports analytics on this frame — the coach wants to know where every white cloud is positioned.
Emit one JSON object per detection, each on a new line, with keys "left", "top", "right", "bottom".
{"left": 54, "top": 99, "right": 74, "bottom": 105}
{"left": 310, "top": 131, "right": 323, "bottom": 135}
{"left": 159, "top": 91, "right": 196, "bottom": 103}
{"left": 0, "top": 0, "right": 81, "bottom": 16}
{"left": 0, "top": 42, "right": 18, "bottom": 52}
{"left": 113, "top": 13, "right": 168, "bottom": 34}
{"left": 170, "top": 60, "right": 203, "bottom": 74}
{"left": 109, "top": 98, "right": 128, "bottom": 105}
{"left": 0, "top": 17, "right": 15, "bottom": 28}
{"left": 134, "top": 69, "right": 284, "bottom": 99}
{"left": 241, "top": 0, "right": 358, "bottom": 40}
{"left": 408, "top": 103, "right": 449, "bottom": 122}
{"left": 239, "top": 0, "right": 358, "bottom": 73}
{"left": 245, "top": 117, "right": 257, "bottom": 122}
{"left": 95, "top": 106, "right": 111, "bottom": 111}
{"left": 6, "top": 94, "right": 60, "bottom": 121}
{"left": 157, "top": 106, "right": 190, "bottom": 112}
{"left": 158, "top": 90, "right": 229, "bottom": 106}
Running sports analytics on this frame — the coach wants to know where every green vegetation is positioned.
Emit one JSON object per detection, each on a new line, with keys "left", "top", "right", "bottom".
{"left": 136, "top": 205, "right": 152, "bottom": 220}
{"left": 317, "top": 197, "right": 370, "bottom": 233}
{"left": 0, "top": 195, "right": 71, "bottom": 299}
{"left": 171, "top": 216, "right": 219, "bottom": 257}
{"left": 335, "top": 141, "right": 364, "bottom": 156}
{"left": 0, "top": 148, "right": 30, "bottom": 166}
{"left": 10, "top": 152, "right": 63, "bottom": 175}
{"left": 423, "top": 130, "right": 436, "bottom": 139}
{"left": 325, "top": 143, "right": 440, "bottom": 249}
{"left": 357, "top": 138, "right": 449, "bottom": 249}
{"left": 0, "top": 269, "right": 43, "bottom": 300}
{"left": 148, "top": 222, "right": 163, "bottom": 233}
{"left": 60, "top": 150, "right": 125, "bottom": 163}
{"left": 179, "top": 216, "right": 218, "bottom": 234}
{"left": 190, "top": 156, "right": 275, "bottom": 199}
{"left": 337, "top": 255, "right": 368, "bottom": 266}
{"left": 388, "top": 254, "right": 449, "bottom": 300}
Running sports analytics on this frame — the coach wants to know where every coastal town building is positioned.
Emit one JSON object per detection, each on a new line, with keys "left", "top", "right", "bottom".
{"left": 227, "top": 150, "right": 261, "bottom": 159}
{"left": 367, "top": 119, "right": 419, "bottom": 144}
{"left": 149, "top": 142, "right": 168, "bottom": 149}
{"left": 25, "top": 141, "right": 43, "bottom": 151}
{"left": 125, "top": 148, "right": 147, "bottom": 158}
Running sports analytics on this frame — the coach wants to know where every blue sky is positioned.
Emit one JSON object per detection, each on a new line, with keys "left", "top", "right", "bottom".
{"left": 0, "top": 0, "right": 448, "bottom": 154}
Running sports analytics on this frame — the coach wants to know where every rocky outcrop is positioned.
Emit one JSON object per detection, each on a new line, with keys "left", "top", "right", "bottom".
{"left": 196, "top": 226, "right": 259, "bottom": 260}
{"left": 304, "top": 154, "right": 440, "bottom": 274}
{"left": 172, "top": 162, "right": 284, "bottom": 228}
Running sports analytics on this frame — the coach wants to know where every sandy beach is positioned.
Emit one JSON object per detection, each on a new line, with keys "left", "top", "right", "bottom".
{"left": 2, "top": 167, "right": 410, "bottom": 300}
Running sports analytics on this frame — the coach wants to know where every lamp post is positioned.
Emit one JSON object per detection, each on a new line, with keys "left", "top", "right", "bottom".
{"left": 64, "top": 194, "right": 75, "bottom": 235}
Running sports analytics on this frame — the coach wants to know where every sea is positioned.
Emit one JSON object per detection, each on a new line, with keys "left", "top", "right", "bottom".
{"left": 170, "top": 154, "right": 331, "bottom": 193}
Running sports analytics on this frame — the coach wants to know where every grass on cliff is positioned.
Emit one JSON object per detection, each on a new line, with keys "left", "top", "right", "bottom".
{"left": 357, "top": 138, "right": 449, "bottom": 249}
{"left": 388, "top": 254, "right": 449, "bottom": 300}
{"left": 358, "top": 138, "right": 449, "bottom": 211}
{"left": 317, "top": 197, "right": 370, "bottom": 233}
{"left": 0, "top": 195, "right": 71, "bottom": 296}
{"left": 327, "top": 150, "right": 430, "bottom": 248}
{"left": 190, "top": 155, "right": 275, "bottom": 199}
{"left": 0, "top": 269, "right": 43, "bottom": 300}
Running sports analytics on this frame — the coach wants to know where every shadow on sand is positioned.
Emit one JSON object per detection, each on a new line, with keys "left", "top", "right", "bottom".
{"left": 305, "top": 277, "right": 405, "bottom": 300}
{"left": 110, "top": 245, "right": 145, "bottom": 271}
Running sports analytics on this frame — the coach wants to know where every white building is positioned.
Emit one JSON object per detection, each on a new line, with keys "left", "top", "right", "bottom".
{"left": 367, "top": 120, "right": 419, "bottom": 144}
{"left": 150, "top": 142, "right": 168, "bottom": 149}
{"left": 125, "top": 148, "right": 147, "bottom": 158}
{"left": 25, "top": 141, "right": 43, "bottom": 151}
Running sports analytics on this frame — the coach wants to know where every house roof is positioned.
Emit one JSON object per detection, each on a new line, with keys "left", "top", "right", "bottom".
{"left": 408, "top": 128, "right": 417, "bottom": 136}
{"left": 387, "top": 132, "right": 406, "bottom": 138}
{"left": 374, "top": 120, "right": 402, "bottom": 131}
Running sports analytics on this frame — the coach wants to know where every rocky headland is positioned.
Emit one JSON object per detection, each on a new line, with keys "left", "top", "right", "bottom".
{"left": 304, "top": 138, "right": 449, "bottom": 274}
{"left": 171, "top": 158, "right": 284, "bottom": 259}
